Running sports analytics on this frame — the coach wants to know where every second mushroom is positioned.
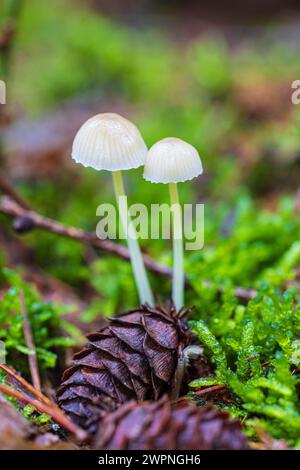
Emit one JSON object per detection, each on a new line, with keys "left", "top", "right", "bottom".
{"left": 143, "top": 137, "right": 203, "bottom": 310}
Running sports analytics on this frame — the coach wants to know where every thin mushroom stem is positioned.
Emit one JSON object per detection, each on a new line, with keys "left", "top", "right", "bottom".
{"left": 171, "top": 345, "right": 203, "bottom": 400}
{"left": 112, "top": 170, "right": 154, "bottom": 306}
{"left": 169, "top": 182, "right": 184, "bottom": 310}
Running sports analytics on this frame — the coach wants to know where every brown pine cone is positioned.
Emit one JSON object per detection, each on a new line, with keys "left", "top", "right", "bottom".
{"left": 94, "top": 396, "right": 248, "bottom": 450}
{"left": 57, "top": 304, "right": 191, "bottom": 432}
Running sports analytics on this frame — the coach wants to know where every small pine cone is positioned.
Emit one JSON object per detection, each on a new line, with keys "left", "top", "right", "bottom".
{"left": 57, "top": 304, "right": 191, "bottom": 432}
{"left": 94, "top": 396, "right": 248, "bottom": 450}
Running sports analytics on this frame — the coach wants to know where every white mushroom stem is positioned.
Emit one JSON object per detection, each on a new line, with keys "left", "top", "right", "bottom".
{"left": 169, "top": 182, "right": 184, "bottom": 310}
{"left": 171, "top": 345, "right": 204, "bottom": 400}
{"left": 112, "top": 170, "right": 154, "bottom": 306}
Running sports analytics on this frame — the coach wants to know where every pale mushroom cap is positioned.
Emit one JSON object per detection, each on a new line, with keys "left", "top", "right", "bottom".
{"left": 72, "top": 113, "right": 148, "bottom": 171}
{"left": 143, "top": 137, "right": 203, "bottom": 183}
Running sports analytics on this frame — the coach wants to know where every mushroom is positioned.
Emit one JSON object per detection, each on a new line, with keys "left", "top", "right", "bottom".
{"left": 143, "top": 137, "right": 203, "bottom": 309}
{"left": 72, "top": 112, "right": 154, "bottom": 305}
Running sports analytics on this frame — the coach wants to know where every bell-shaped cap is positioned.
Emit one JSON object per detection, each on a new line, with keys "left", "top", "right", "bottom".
{"left": 143, "top": 137, "right": 203, "bottom": 183}
{"left": 72, "top": 113, "right": 147, "bottom": 171}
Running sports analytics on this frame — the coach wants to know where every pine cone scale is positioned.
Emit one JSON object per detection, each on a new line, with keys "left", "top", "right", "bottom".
{"left": 130, "top": 377, "right": 149, "bottom": 400}
{"left": 143, "top": 335, "right": 176, "bottom": 382}
{"left": 143, "top": 315, "right": 179, "bottom": 349}
{"left": 100, "top": 355, "right": 135, "bottom": 390}
{"left": 81, "top": 368, "right": 119, "bottom": 397}
{"left": 88, "top": 336, "right": 152, "bottom": 383}
{"left": 109, "top": 324, "right": 145, "bottom": 353}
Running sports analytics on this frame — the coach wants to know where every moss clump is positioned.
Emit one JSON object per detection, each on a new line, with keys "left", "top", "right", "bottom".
{"left": 190, "top": 286, "right": 300, "bottom": 446}
{"left": 0, "top": 267, "right": 78, "bottom": 375}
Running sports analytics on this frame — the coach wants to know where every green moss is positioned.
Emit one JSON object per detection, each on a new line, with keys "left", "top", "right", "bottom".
{"left": 190, "top": 286, "right": 300, "bottom": 445}
{"left": 0, "top": 267, "right": 80, "bottom": 374}
{"left": 187, "top": 195, "right": 300, "bottom": 293}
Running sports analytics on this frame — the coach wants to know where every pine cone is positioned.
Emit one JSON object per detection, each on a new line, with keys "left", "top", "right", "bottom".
{"left": 57, "top": 304, "right": 191, "bottom": 432}
{"left": 94, "top": 396, "right": 248, "bottom": 450}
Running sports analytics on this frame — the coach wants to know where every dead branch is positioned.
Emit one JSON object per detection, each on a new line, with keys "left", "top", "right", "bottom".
{"left": 194, "top": 384, "right": 225, "bottom": 396}
{"left": 0, "top": 174, "right": 30, "bottom": 209}
{"left": 0, "top": 363, "right": 51, "bottom": 406}
{"left": 0, "top": 195, "right": 257, "bottom": 301}
{"left": 0, "top": 382, "right": 88, "bottom": 442}
{"left": 19, "top": 290, "right": 41, "bottom": 392}
{"left": 0, "top": 195, "right": 173, "bottom": 277}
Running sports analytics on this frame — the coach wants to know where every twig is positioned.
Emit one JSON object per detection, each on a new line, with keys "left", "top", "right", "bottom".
{"left": 261, "top": 361, "right": 272, "bottom": 367}
{"left": 249, "top": 427, "right": 290, "bottom": 450}
{"left": 0, "top": 195, "right": 257, "bottom": 301}
{"left": 0, "top": 382, "right": 88, "bottom": 442}
{"left": 0, "top": 195, "right": 172, "bottom": 277}
{"left": 0, "top": 363, "right": 51, "bottom": 406}
{"left": 19, "top": 289, "right": 41, "bottom": 392}
{"left": 194, "top": 384, "right": 225, "bottom": 396}
{"left": 0, "top": 174, "right": 30, "bottom": 209}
